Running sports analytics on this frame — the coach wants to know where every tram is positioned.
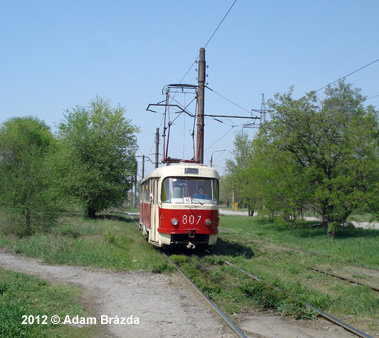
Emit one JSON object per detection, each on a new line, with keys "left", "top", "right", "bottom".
{"left": 139, "top": 163, "right": 219, "bottom": 248}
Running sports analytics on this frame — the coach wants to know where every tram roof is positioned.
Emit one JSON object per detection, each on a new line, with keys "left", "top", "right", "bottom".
{"left": 141, "top": 163, "right": 219, "bottom": 183}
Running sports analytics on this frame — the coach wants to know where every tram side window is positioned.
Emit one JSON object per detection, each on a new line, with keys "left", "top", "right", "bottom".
{"left": 141, "top": 182, "right": 149, "bottom": 203}
{"left": 161, "top": 178, "right": 169, "bottom": 202}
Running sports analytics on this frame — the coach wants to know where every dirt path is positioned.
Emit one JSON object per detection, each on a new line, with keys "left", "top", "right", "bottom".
{"left": 0, "top": 251, "right": 357, "bottom": 338}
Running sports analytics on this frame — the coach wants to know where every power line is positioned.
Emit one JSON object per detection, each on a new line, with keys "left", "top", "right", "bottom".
{"left": 179, "top": 0, "right": 238, "bottom": 84}
{"left": 206, "top": 86, "right": 251, "bottom": 114}
{"left": 204, "top": 56, "right": 379, "bottom": 118}
{"left": 204, "top": 0, "right": 237, "bottom": 49}
{"left": 179, "top": 60, "right": 198, "bottom": 85}
{"left": 315, "top": 57, "right": 379, "bottom": 93}
{"left": 205, "top": 126, "right": 235, "bottom": 151}
{"left": 367, "top": 94, "right": 379, "bottom": 100}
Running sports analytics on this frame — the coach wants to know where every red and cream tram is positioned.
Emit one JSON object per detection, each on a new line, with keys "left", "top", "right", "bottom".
{"left": 139, "top": 163, "right": 220, "bottom": 248}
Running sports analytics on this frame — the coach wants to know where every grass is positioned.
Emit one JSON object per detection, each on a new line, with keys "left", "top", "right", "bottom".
{"left": 0, "top": 211, "right": 172, "bottom": 338}
{"left": 0, "top": 211, "right": 378, "bottom": 335}
{"left": 347, "top": 210, "right": 379, "bottom": 223}
{"left": 0, "top": 212, "right": 170, "bottom": 272}
{"left": 170, "top": 253, "right": 318, "bottom": 319}
{"left": 219, "top": 215, "right": 379, "bottom": 268}
{"left": 167, "top": 215, "right": 378, "bottom": 335}
{"left": 121, "top": 205, "right": 140, "bottom": 214}
{"left": 0, "top": 267, "right": 99, "bottom": 338}
{"left": 213, "top": 215, "right": 379, "bottom": 334}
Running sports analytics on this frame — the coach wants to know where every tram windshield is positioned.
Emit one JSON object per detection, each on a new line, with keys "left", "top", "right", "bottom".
{"left": 161, "top": 177, "right": 219, "bottom": 205}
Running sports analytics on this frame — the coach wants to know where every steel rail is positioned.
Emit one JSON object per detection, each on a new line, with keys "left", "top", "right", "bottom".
{"left": 126, "top": 213, "right": 373, "bottom": 338}
{"left": 219, "top": 228, "right": 379, "bottom": 272}
{"left": 309, "top": 267, "right": 379, "bottom": 292}
{"left": 163, "top": 253, "right": 248, "bottom": 338}
{"left": 204, "top": 249, "right": 373, "bottom": 338}
{"left": 125, "top": 213, "right": 247, "bottom": 338}
{"left": 250, "top": 243, "right": 379, "bottom": 293}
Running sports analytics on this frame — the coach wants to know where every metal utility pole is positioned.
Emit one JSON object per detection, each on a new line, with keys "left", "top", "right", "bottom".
{"left": 142, "top": 155, "right": 145, "bottom": 179}
{"left": 134, "top": 170, "right": 137, "bottom": 208}
{"left": 196, "top": 48, "right": 206, "bottom": 164}
{"left": 155, "top": 128, "right": 159, "bottom": 168}
{"left": 210, "top": 149, "right": 226, "bottom": 167}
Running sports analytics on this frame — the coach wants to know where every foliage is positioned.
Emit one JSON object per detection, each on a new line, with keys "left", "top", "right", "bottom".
{"left": 171, "top": 253, "right": 318, "bottom": 319}
{"left": 0, "top": 267, "right": 94, "bottom": 338}
{"left": 215, "top": 215, "right": 379, "bottom": 332}
{"left": 0, "top": 213, "right": 168, "bottom": 272}
{"left": 58, "top": 96, "right": 139, "bottom": 218}
{"left": 226, "top": 82, "right": 379, "bottom": 235}
{"left": 0, "top": 117, "right": 58, "bottom": 235}
{"left": 225, "top": 133, "right": 256, "bottom": 214}
{"left": 219, "top": 176, "right": 233, "bottom": 206}
{"left": 240, "top": 281, "right": 316, "bottom": 318}
{"left": 250, "top": 135, "right": 310, "bottom": 222}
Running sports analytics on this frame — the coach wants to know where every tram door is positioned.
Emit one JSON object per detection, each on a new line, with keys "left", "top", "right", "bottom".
{"left": 150, "top": 178, "right": 159, "bottom": 243}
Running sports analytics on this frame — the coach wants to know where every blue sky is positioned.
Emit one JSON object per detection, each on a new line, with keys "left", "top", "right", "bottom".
{"left": 1, "top": 0, "right": 378, "bottom": 176}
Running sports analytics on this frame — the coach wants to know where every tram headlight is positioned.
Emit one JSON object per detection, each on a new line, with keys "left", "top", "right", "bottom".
{"left": 171, "top": 218, "right": 179, "bottom": 226}
{"left": 205, "top": 219, "right": 212, "bottom": 226}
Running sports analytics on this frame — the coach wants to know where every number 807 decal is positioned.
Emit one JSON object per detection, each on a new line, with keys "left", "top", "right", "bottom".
{"left": 182, "top": 215, "right": 201, "bottom": 225}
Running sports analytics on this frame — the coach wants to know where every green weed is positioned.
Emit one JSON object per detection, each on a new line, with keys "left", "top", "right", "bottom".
{"left": 0, "top": 213, "right": 169, "bottom": 272}
{"left": 0, "top": 267, "right": 96, "bottom": 338}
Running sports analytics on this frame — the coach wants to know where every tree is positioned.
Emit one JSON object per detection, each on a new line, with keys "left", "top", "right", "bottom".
{"left": 251, "top": 133, "right": 311, "bottom": 222}
{"left": 226, "top": 82, "right": 379, "bottom": 236}
{"left": 226, "top": 131, "right": 309, "bottom": 221}
{"left": 219, "top": 175, "right": 233, "bottom": 207}
{"left": 262, "top": 82, "right": 379, "bottom": 236}
{"left": 0, "top": 117, "right": 58, "bottom": 235}
{"left": 225, "top": 132, "right": 256, "bottom": 214}
{"left": 58, "top": 96, "right": 139, "bottom": 218}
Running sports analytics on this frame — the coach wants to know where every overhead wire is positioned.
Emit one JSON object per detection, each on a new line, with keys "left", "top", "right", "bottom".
{"left": 206, "top": 86, "right": 252, "bottom": 115}
{"left": 208, "top": 34, "right": 379, "bottom": 173}
{"left": 204, "top": 0, "right": 237, "bottom": 49}
{"left": 315, "top": 57, "right": 379, "bottom": 93}
{"left": 204, "top": 43, "right": 379, "bottom": 172}
{"left": 147, "top": 1, "right": 378, "bottom": 175}
{"left": 170, "top": 0, "right": 239, "bottom": 164}
{"left": 367, "top": 94, "right": 379, "bottom": 101}
{"left": 147, "top": 112, "right": 165, "bottom": 158}
{"left": 205, "top": 126, "right": 235, "bottom": 151}
{"left": 212, "top": 53, "right": 379, "bottom": 170}
{"left": 211, "top": 138, "right": 235, "bottom": 170}
{"left": 178, "top": 0, "right": 238, "bottom": 85}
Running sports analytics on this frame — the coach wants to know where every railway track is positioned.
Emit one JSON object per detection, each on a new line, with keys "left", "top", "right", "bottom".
{"left": 308, "top": 266, "right": 379, "bottom": 292}
{"left": 249, "top": 245, "right": 379, "bottom": 293}
{"left": 204, "top": 249, "right": 374, "bottom": 338}
{"left": 219, "top": 228, "right": 379, "bottom": 293}
{"left": 163, "top": 253, "right": 248, "bottom": 338}
{"left": 126, "top": 212, "right": 248, "bottom": 337}
{"left": 220, "top": 227, "right": 379, "bottom": 273}
{"left": 126, "top": 212, "right": 375, "bottom": 338}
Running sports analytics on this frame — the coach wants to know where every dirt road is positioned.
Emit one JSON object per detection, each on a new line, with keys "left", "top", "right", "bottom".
{"left": 0, "top": 251, "right": 356, "bottom": 338}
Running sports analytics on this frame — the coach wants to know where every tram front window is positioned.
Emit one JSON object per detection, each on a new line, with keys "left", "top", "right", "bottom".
{"left": 161, "top": 177, "right": 219, "bottom": 205}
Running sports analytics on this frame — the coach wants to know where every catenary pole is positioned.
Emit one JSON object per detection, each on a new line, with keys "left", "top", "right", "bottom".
{"left": 196, "top": 48, "right": 205, "bottom": 164}
{"left": 142, "top": 155, "right": 145, "bottom": 179}
{"left": 155, "top": 128, "right": 159, "bottom": 168}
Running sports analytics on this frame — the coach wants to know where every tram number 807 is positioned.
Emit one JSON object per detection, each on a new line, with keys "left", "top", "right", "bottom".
{"left": 182, "top": 215, "right": 201, "bottom": 225}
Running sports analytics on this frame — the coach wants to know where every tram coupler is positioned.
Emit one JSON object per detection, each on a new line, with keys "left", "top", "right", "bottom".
{"left": 188, "top": 230, "right": 196, "bottom": 238}
{"left": 186, "top": 242, "right": 196, "bottom": 249}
